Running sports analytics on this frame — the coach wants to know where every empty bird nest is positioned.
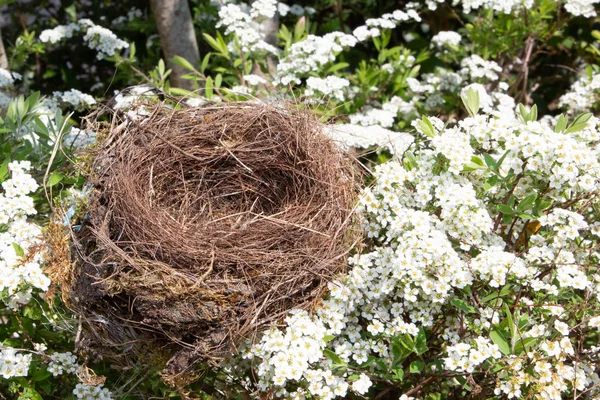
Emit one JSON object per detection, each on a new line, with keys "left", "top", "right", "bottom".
{"left": 57, "top": 100, "right": 359, "bottom": 377}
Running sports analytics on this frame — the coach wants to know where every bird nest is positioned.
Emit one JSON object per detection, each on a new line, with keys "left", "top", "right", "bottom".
{"left": 64, "top": 101, "right": 358, "bottom": 376}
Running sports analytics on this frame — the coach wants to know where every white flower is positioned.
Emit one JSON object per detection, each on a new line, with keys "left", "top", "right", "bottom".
{"left": 554, "top": 320, "right": 570, "bottom": 336}
{"left": 351, "top": 373, "right": 372, "bottom": 394}
{"left": 243, "top": 74, "right": 267, "bottom": 86}
{"left": 305, "top": 76, "right": 349, "bottom": 101}
{"left": 431, "top": 31, "right": 461, "bottom": 49}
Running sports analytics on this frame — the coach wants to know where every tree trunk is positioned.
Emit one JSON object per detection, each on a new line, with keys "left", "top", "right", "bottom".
{"left": 259, "top": 13, "right": 279, "bottom": 75}
{"left": 0, "top": 26, "right": 9, "bottom": 70}
{"left": 150, "top": 0, "right": 200, "bottom": 91}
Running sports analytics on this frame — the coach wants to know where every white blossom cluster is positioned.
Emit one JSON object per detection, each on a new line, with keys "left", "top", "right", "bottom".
{"left": 250, "top": 0, "right": 278, "bottom": 19}
{"left": 64, "top": 127, "right": 97, "bottom": 149}
{"left": 216, "top": 3, "right": 278, "bottom": 54}
{"left": 423, "top": 0, "right": 598, "bottom": 17}
{"left": 244, "top": 98, "right": 600, "bottom": 399}
{"left": 73, "top": 383, "right": 113, "bottom": 400}
{"left": 243, "top": 74, "right": 267, "bottom": 86}
{"left": 460, "top": 54, "right": 502, "bottom": 82}
{"left": 39, "top": 19, "right": 128, "bottom": 60}
{"left": 80, "top": 20, "right": 129, "bottom": 59}
{"left": 0, "top": 68, "right": 21, "bottom": 108}
{"left": 349, "top": 96, "right": 417, "bottom": 128}
{"left": 563, "top": 0, "right": 600, "bottom": 17}
{"left": 53, "top": 89, "right": 96, "bottom": 108}
{"left": 324, "top": 123, "right": 414, "bottom": 155}
{"left": 0, "top": 347, "right": 32, "bottom": 379}
{"left": 352, "top": 10, "right": 421, "bottom": 42}
{"left": 48, "top": 352, "right": 79, "bottom": 376}
{"left": 0, "top": 161, "right": 49, "bottom": 309}
{"left": 277, "top": 3, "right": 315, "bottom": 17}
{"left": 274, "top": 33, "right": 358, "bottom": 85}
{"left": 0, "top": 68, "right": 16, "bottom": 89}
{"left": 304, "top": 76, "right": 350, "bottom": 101}
{"left": 431, "top": 31, "right": 462, "bottom": 50}
{"left": 275, "top": 9, "right": 420, "bottom": 85}
{"left": 558, "top": 70, "right": 600, "bottom": 113}
{"left": 39, "top": 22, "right": 80, "bottom": 44}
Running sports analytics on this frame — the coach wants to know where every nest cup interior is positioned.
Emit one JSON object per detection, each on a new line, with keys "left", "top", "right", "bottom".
{"left": 71, "top": 101, "right": 357, "bottom": 371}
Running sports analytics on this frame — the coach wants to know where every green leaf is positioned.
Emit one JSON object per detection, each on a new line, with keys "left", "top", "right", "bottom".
{"left": 409, "top": 360, "right": 425, "bottom": 374}
{"left": 294, "top": 16, "right": 306, "bottom": 40}
{"left": 415, "top": 328, "right": 429, "bottom": 355}
{"left": 483, "top": 153, "right": 496, "bottom": 168}
{"left": 169, "top": 88, "right": 193, "bottom": 97}
{"left": 555, "top": 114, "right": 568, "bottom": 133}
{"left": 20, "top": 387, "right": 44, "bottom": 400}
{"left": 391, "top": 368, "right": 404, "bottom": 382}
{"left": 47, "top": 173, "right": 64, "bottom": 187}
{"left": 323, "top": 349, "right": 345, "bottom": 365}
{"left": 200, "top": 53, "right": 211, "bottom": 73}
{"left": 450, "top": 298, "right": 477, "bottom": 314}
{"left": 31, "top": 368, "right": 51, "bottom": 382}
{"left": 215, "top": 73, "right": 223, "bottom": 88}
{"left": 0, "top": 159, "right": 9, "bottom": 182}
{"left": 323, "top": 335, "right": 335, "bottom": 343}
{"left": 566, "top": 113, "right": 593, "bottom": 133}
{"left": 484, "top": 175, "right": 499, "bottom": 191}
{"left": 504, "top": 303, "right": 517, "bottom": 352}
{"left": 172, "top": 55, "right": 197, "bottom": 72}
{"left": 326, "top": 62, "right": 350, "bottom": 74}
{"left": 495, "top": 150, "right": 510, "bottom": 170}
{"left": 129, "top": 41, "right": 136, "bottom": 60}
{"left": 470, "top": 156, "right": 486, "bottom": 167}
{"left": 497, "top": 204, "right": 515, "bottom": 215}
{"left": 417, "top": 116, "right": 436, "bottom": 138}
{"left": 514, "top": 337, "right": 537, "bottom": 355}
{"left": 13, "top": 243, "right": 24, "bottom": 257}
{"left": 397, "top": 334, "right": 415, "bottom": 352}
{"left": 517, "top": 193, "right": 537, "bottom": 213}
{"left": 461, "top": 87, "right": 480, "bottom": 117}
{"left": 490, "top": 328, "right": 510, "bottom": 355}
{"left": 518, "top": 103, "right": 538, "bottom": 123}
{"left": 205, "top": 77, "right": 213, "bottom": 99}
{"left": 23, "top": 305, "right": 42, "bottom": 320}
{"left": 203, "top": 33, "right": 222, "bottom": 53}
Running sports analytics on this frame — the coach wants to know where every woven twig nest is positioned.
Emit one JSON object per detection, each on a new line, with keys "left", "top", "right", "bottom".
{"left": 67, "top": 101, "right": 358, "bottom": 375}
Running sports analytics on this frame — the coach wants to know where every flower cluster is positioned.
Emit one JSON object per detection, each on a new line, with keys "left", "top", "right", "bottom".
{"left": 53, "top": 89, "right": 96, "bottom": 108}
{"left": 431, "top": 31, "right": 461, "bottom": 50}
{"left": 0, "top": 348, "right": 32, "bottom": 379}
{"left": 304, "top": 76, "right": 349, "bottom": 101}
{"left": 558, "top": 70, "right": 600, "bottom": 113}
{"left": 349, "top": 95, "right": 416, "bottom": 128}
{"left": 73, "top": 383, "right": 113, "bottom": 400}
{"left": 216, "top": 3, "right": 278, "bottom": 54}
{"left": 39, "top": 23, "right": 80, "bottom": 44}
{"left": 324, "top": 124, "right": 414, "bottom": 155}
{"left": 38, "top": 19, "right": 128, "bottom": 60}
{"left": 277, "top": 3, "right": 315, "bottom": 17}
{"left": 80, "top": 19, "right": 129, "bottom": 59}
{"left": 48, "top": 352, "right": 79, "bottom": 376}
{"left": 0, "top": 68, "right": 21, "bottom": 108}
{"left": 274, "top": 33, "right": 357, "bottom": 85}
{"left": 0, "top": 161, "right": 49, "bottom": 309}
{"left": 242, "top": 91, "right": 600, "bottom": 399}
{"left": 424, "top": 0, "right": 598, "bottom": 17}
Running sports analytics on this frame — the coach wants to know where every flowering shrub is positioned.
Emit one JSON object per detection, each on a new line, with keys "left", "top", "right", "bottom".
{"left": 0, "top": 0, "right": 600, "bottom": 398}
{"left": 234, "top": 97, "right": 600, "bottom": 399}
